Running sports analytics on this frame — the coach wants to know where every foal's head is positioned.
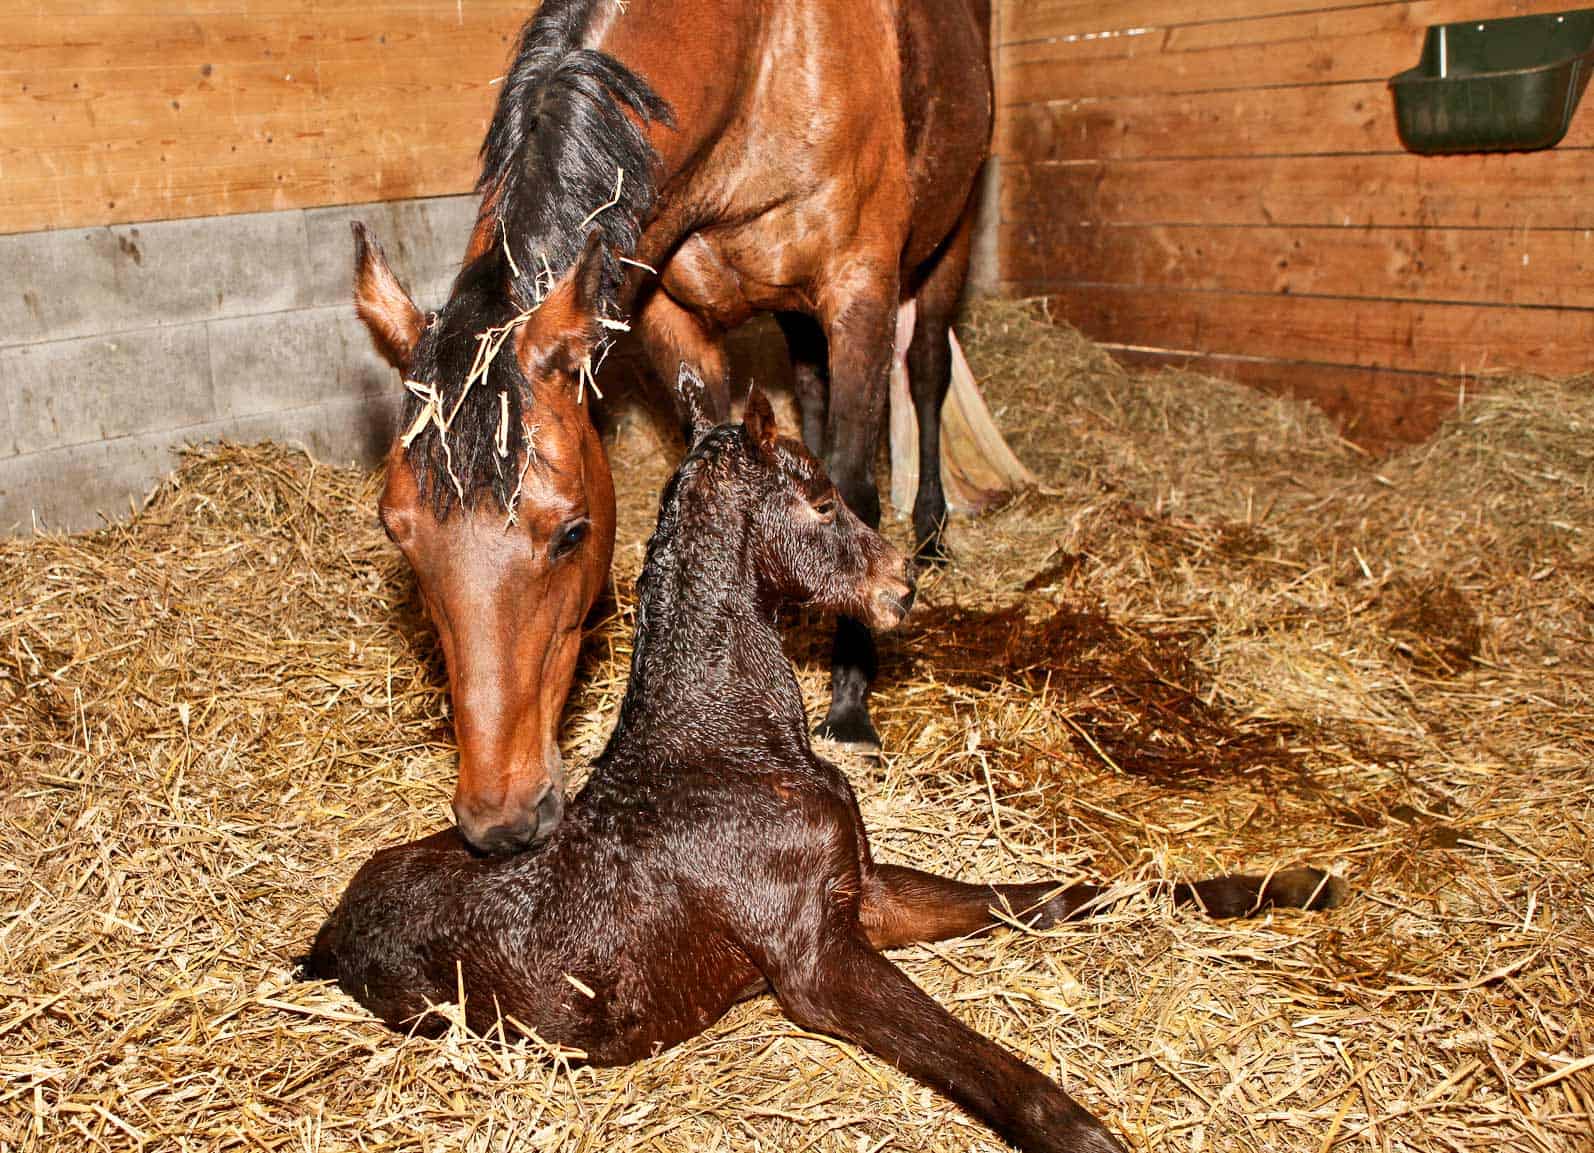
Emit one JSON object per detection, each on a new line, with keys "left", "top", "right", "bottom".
{"left": 670, "top": 376, "right": 916, "bottom": 631}
{"left": 353, "top": 225, "right": 616, "bottom": 855}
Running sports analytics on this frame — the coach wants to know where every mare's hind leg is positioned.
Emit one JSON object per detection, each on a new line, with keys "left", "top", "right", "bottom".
{"left": 638, "top": 289, "right": 731, "bottom": 428}
{"left": 813, "top": 261, "right": 899, "bottom": 748}
{"left": 776, "top": 312, "right": 829, "bottom": 457}
{"left": 903, "top": 211, "right": 976, "bottom": 562}
{"left": 766, "top": 933, "right": 1126, "bottom": 1153}
{"left": 861, "top": 864, "right": 1344, "bottom": 951}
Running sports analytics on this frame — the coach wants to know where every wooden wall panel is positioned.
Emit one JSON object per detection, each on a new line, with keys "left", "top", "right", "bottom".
{"left": 996, "top": 0, "right": 1594, "bottom": 446}
{"left": 0, "top": 2, "right": 527, "bottom": 233}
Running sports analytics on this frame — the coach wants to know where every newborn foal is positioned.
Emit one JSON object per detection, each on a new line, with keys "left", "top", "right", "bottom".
{"left": 305, "top": 385, "right": 1341, "bottom": 1153}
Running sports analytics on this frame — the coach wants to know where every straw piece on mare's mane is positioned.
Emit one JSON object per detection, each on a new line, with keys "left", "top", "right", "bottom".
{"left": 401, "top": 380, "right": 441, "bottom": 449}
{"left": 496, "top": 391, "right": 511, "bottom": 459}
{"left": 535, "top": 254, "right": 556, "bottom": 303}
{"left": 578, "top": 167, "right": 626, "bottom": 231}
{"left": 619, "top": 255, "right": 657, "bottom": 274}
{"left": 447, "top": 307, "right": 539, "bottom": 431}
{"left": 501, "top": 220, "right": 522, "bottom": 280}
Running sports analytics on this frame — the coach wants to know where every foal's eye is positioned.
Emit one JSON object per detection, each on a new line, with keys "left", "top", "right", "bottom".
{"left": 549, "top": 520, "right": 588, "bottom": 561}
{"left": 811, "top": 495, "right": 838, "bottom": 522}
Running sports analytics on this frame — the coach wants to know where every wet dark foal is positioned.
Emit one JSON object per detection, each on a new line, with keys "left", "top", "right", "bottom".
{"left": 305, "top": 385, "right": 1344, "bottom": 1153}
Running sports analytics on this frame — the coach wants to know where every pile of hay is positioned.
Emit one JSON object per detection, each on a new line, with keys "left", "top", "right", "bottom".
{"left": 3, "top": 300, "right": 1589, "bottom": 1151}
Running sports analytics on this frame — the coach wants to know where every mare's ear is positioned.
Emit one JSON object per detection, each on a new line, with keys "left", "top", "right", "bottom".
{"left": 352, "top": 222, "right": 424, "bottom": 369}
{"left": 743, "top": 386, "right": 778, "bottom": 455}
{"left": 677, "top": 364, "right": 715, "bottom": 447}
{"left": 515, "top": 230, "right": 606, "bottom": 382}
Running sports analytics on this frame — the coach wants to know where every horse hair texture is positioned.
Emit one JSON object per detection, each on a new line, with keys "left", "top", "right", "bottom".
{"left": 398, "top": 0, "right": 674, "bottom": 518}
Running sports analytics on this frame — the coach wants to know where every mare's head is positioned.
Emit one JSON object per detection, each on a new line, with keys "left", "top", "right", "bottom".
{"left": 354, "top": 224, "right": 616, "bottom": 855}
{"left": 670, "top": 377, "right": 917, "bottom": 631}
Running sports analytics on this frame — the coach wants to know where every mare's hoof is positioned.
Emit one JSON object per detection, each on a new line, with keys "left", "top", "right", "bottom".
{"left": 815, "top": 708, "right": 882, "bottom": 752}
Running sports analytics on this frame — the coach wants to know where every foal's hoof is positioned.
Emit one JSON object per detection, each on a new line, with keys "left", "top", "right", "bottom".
{"left": 1264, "top": 867, "right": 1348, "bottom": 911}
{"left": 815, "top": 707, "right": 882, "bottom": 753}
{"left": 913, "top": 528, "right": 953, "bottom": 567}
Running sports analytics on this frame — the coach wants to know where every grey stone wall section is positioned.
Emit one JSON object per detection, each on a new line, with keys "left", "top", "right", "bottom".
{"left": 1, "top": 194, "right": 475, "bottom": 535}
{"left": 4, "top": 325, "right": 215, "bottom": 453}
{"left": 0, "top": 212, "right": 315, "bottom": 349}
{"left": 0, "top": 394, "right": 402, "bottom": 534}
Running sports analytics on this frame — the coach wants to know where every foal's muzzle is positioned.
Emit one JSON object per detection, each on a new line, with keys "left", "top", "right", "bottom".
{"left": 869, "top": 556, "right": 918, "bottom": 632}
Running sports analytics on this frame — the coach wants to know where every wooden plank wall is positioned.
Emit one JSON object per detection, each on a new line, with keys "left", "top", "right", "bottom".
{"left": 0, "top": 1, "right": 527, "bottom": 235}
{"left": 995, "top": 0, "right": 1594, "bottom": 446}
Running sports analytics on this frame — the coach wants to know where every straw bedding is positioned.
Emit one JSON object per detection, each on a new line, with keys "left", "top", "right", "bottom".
{"left": 3, "top": 300, "right": 1590, "bottom": 1151}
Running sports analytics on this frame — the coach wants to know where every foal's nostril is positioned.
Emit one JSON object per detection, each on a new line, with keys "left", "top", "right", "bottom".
{"left": 899, "top": 580, "right": 917, "bottom": 614}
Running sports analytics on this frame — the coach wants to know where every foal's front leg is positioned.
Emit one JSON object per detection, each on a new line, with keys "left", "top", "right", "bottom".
{"left": 861, "top": 864, "right": 1344, "bottom": 951}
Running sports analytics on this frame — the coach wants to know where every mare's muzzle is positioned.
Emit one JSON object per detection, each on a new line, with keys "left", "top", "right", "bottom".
{"left": 453, "top": 774, "right": 565, "bottom": 855}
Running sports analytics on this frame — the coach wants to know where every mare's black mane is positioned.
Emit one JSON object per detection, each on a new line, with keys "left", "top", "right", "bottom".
{"left": 399, "top": 0, "right": 674, "bottom": 517}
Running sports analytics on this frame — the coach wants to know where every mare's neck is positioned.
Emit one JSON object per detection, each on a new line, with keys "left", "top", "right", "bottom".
{"left": 606, "top": 520, "right": 808, "bottom": 762}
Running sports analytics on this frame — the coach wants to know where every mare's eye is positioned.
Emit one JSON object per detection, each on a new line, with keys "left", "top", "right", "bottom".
{"left": 549, "top": 520, "right": 588, "bottom": 561}
{"left": 811, "top": 495, "right": 838, "bottom": 522}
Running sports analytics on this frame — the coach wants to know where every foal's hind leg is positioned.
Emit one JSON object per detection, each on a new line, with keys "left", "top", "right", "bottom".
{"left": 767, "top": 933, "right": 1126, "bottom": 1153}
{"left": 903, "top": 211, "right": 975, "bottom": 562}
{"left": 861, "top": 865, "right": 1103, "bottom": 950}
{"left": 861, "top": 864, "right": 1344, "bottom": 951}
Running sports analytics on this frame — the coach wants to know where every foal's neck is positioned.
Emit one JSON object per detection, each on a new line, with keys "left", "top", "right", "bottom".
{"left": 607, "top": 513, "right": 809, "bottom": 762}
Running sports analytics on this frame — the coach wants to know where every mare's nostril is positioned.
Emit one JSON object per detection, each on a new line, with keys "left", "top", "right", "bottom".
{"left": 530, "top": 785, "right": 565, "bottom": 842}
{"left": 467, "top": 820, "right": 537, "bottom": 856}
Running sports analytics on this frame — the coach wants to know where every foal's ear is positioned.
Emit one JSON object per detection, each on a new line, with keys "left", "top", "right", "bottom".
{"left": 517, "top": 230, "right": 607, "bottom": 384}
{"left": 743, "top": 386, "right": 778, "bottom": 455}
{"left": 677, "top": 364, "right": 715, "bottom": 447}
{"left": 352, "top": 222, "right": 424, "bottom": 369}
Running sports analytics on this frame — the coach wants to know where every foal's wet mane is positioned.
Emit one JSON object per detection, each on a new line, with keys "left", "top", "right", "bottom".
{"left": 398, "top": 0, "right": 674, "bottom": 517}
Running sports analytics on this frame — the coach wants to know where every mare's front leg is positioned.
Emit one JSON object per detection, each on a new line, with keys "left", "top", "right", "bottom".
{"left": 861, "top": 864, "right": 1345, "bottom": 951}
{"left": 814, "top": 262, "right": 898, "bottom": 748}
{"left": 762, "top": 931, "right": 1126, "bottom": 1153}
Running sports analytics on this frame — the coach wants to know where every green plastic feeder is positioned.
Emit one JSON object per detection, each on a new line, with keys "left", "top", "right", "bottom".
{"left": 1389, "top": 8, "right": 1594, "bottom": 153}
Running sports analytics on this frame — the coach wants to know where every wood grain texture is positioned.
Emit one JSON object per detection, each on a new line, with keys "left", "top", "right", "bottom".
{"left": 998, "top": 0, "right": 1568, "bottom": 46}
{"left": 1001, "top": 0, "right": 1577, "bottom": 98}
{"left": 0, "top": 4, "right": 522, "bottom": 233}
{"left": 994, "top": 1, "right": 1594, "bottom": 441}
{"left": 1038, "top": 283, "right": 1594, "bottom": 378}
{"left": 1002, "top": 223, "right": 1594, "bottom": 311}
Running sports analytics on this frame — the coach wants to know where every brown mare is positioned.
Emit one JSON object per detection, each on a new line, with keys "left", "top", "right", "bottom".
{"left": 353, "top": 0, "right": 994, "bottom": 852}
{"left": 304, "top": 385, "right": 1345, "bottom": 1153}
